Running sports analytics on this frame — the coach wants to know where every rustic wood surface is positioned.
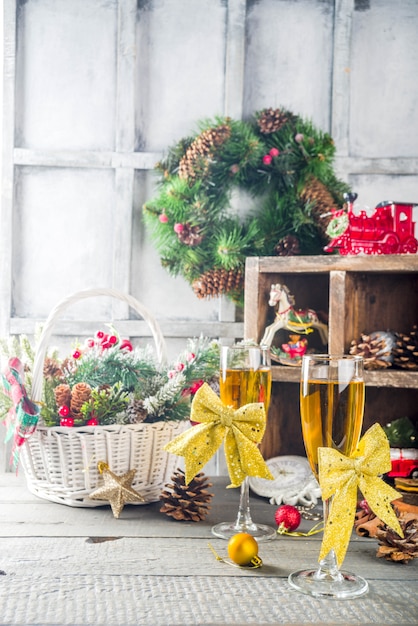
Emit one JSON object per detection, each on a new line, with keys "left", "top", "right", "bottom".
{"left": 0, "top": 473, "right": 416, "bottom": 625}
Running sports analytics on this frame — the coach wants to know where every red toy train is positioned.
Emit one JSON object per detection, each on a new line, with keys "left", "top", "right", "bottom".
{"left": 324, "top": 193, "right": 418, "bottom": 255}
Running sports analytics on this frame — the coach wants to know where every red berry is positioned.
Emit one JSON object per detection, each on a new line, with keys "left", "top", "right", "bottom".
{"left": 269, "top": 147, "right": 280, "bottom": 157}
{"left": 58, "top": 405, "right": 70, "bottom": 417}
{"left": 87, "top": 417, "right": 99, "bottom": 426}
{"left": 119, "top": 339, "right": 133, "bottom": 351}
{"left": 275, "top": 505, "right": 301, "bottom": 532}
{"left": 262, "top": 154, "right": 272, "bottom": 165}
{"left": 174, "top": 223, "right": 184, "bottom": 233}
{"left": 60, "top": 416, "right": 74, "bottom": 427}
{"left": 159, "top": 213, "right": 169, "bottom": 223}
{"left": 190, "top": 379, "right": 204, "bottom": 394}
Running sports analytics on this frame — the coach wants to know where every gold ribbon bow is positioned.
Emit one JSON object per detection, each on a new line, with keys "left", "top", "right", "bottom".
{"left": 164, "top": 383, "right": 273, "bottom": 488}
{"left": 318, "top": 422, "right": 403, "bottom": 567}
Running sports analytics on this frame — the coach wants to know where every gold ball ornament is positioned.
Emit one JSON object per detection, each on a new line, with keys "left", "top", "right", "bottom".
{"left": 227, "top": 532, "right": 260, "bottom": 566}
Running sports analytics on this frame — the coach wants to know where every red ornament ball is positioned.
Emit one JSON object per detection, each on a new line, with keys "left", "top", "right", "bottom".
{"left": 274, "top": 504, "right": 301, "bottom": 532}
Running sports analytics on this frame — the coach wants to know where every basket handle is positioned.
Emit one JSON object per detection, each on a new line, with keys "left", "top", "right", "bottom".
{"left": 30, "top": 288, "right": 167, "bottom": 402}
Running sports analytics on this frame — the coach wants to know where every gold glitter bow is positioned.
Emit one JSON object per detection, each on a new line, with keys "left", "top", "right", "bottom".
{"left": 164, "top": 383, "right": 273, "bottom": 488}
{"left": 318, "top": 423, "right": 403, "bottom": 567}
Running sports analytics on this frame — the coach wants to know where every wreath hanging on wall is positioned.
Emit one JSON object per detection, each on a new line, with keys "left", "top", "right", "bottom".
{"left": 143, "top": 107, "right": 350, "bottom": 305}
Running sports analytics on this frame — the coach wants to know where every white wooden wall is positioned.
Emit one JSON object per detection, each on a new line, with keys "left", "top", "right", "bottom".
{"left": 1, "top": 0, "right": 418, "bottom": 469}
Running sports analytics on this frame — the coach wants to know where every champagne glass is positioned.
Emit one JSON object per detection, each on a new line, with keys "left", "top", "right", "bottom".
{"left": 288, "top": 354, "right": 368, "bottom": 598}
{"left": 211, "top": 343, "right": 276, "bottom": 542}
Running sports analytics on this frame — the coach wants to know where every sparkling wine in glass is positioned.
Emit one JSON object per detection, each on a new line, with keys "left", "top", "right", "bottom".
{"left": 288, "top": 354, "right": 369, "bottom": 598}
{"left": 211, "top": 343, "right": 276, "bottom": 542}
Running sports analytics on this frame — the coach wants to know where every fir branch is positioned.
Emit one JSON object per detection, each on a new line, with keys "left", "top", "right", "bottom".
{"left": 142, "top": 372, "right": 187, "bottom": 420}
{"left": 80, "top": 382, "right": 130, "bottom": 425}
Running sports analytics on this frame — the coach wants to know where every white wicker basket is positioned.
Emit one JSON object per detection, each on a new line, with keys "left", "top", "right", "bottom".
{"left": 20, "top": 288, "right": 188, "bottom": 508}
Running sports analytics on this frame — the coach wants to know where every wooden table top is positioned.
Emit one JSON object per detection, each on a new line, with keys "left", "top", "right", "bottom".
{"left": 0, "top": 473, "right": 416, "bottom": 626}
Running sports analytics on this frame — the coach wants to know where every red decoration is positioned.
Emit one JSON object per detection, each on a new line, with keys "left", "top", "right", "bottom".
{"left": 281, "top": 335, "right": 308, "bottom": 360}
{"left": 119, "top": 338, "right": 133, "bottom": 351}
{"left": 60, "top": 416, "right": 74, "bottom": 427}
{"left": 159, "top": 213, "right": 169, "bottom": 223}
{"left": 174, "top": 223, "right": 184, "bottom": 233}
{"left": 87, "top": 417, "right": 99, "bottom": 426}
{"left": 275, "top": 504, "right": 301, "bottom": 532}
{"left": 72, "top": 349, "right": 82, "bottom": 359}
{"left": 262, "top": 154, "right": 272, "bottom": 165}
{"left": 58, "top": 405, "right": 70, "bottom": 417}
{"left": 269, "top": 147, "right": 280, "bottom": 157}
{"left": 325, "top": 194, "right": 418, "bottom": 255}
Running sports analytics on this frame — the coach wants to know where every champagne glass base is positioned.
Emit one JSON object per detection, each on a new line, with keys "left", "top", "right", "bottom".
{"left": 288, "top": 568, "right": 369, "bottom": 599}
{"left": 211, "top": 521, "right": 276, "bottom": 542}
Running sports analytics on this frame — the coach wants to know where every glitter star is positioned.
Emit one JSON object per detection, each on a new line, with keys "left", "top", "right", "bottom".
{"left": 89, "top": 462, "right": 145, "bottom": 518}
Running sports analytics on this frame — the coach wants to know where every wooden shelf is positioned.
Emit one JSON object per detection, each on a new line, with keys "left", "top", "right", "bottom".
{"left": 244, "top": 255, "right": 418, "bottom": 459}
{"left": 272, "top": 365, "right": 418, "bottom": 389}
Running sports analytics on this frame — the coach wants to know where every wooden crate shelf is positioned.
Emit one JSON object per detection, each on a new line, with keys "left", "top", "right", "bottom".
{"left": 244, "top": 255, "right": 418, "bottom": 459}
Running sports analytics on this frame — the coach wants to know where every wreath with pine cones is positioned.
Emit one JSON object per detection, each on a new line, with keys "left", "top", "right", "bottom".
{"left": 143, "top": 107, "right": 350, "bottom": 304}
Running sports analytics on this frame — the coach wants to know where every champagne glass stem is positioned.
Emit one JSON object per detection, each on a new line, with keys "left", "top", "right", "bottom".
{"left": 312, "top": 499, "right": 343, "bottom": 583}
{"left": 233, "top": 477, "right": 256, "bottom": 531}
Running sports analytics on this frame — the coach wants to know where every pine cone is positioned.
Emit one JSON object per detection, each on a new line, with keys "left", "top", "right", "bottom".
{"left": 160, "top": 468, "right": 213, "bottom": 522}
{"left": 126, "top": 398, "right": 148, "bottom": 424}
{"left": 349, "top": 332, "right": 394, "bottom": 370}
{"left": 274, "top": 234, "right": 300, "bottom": 256}
{"left": 376, "top": 516, "right": 418, "bottom": 563}
{"left": 176, "top": 223, "right": 204, "bottom": 246}
{"left": 54, "top": 383, "right": 72, "bottom": 409}
{"left": 70, "top": 382, "right": 92, "bottom": 417}
{"left": 192, "top": 268, "right": 244, "bottom": 299}
{"left": 299, "top": 176, "right": 336, "bottom": 239}
{"left": 44, "top": 357, "right": 65, "bottom": 381}
{"left": 392, "top": 326, "right": 418, "bottom": 370}
{"left": 257, "top": 107, "right": 292, "bottom": 134}
{"left": 178, "top": 123, "right": 231, "bottom": 181}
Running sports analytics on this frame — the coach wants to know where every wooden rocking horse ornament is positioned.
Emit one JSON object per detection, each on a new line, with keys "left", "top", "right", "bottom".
{"left": 261, "top": 283, "right": 328, "bottom": 349}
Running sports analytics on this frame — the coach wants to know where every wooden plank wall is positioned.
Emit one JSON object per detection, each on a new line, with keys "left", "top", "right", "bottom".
{"left": 1, "top": 0, "right": 418, "bottom": 471}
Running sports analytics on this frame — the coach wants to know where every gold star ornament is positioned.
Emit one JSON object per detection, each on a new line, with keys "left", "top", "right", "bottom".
{"left": 89, "top": 461, "right": 145, "bottom": 518}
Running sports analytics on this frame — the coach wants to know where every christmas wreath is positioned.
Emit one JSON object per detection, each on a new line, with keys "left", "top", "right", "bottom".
{"left": 143, "top": 107, "right": 350, "bottom": 304}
